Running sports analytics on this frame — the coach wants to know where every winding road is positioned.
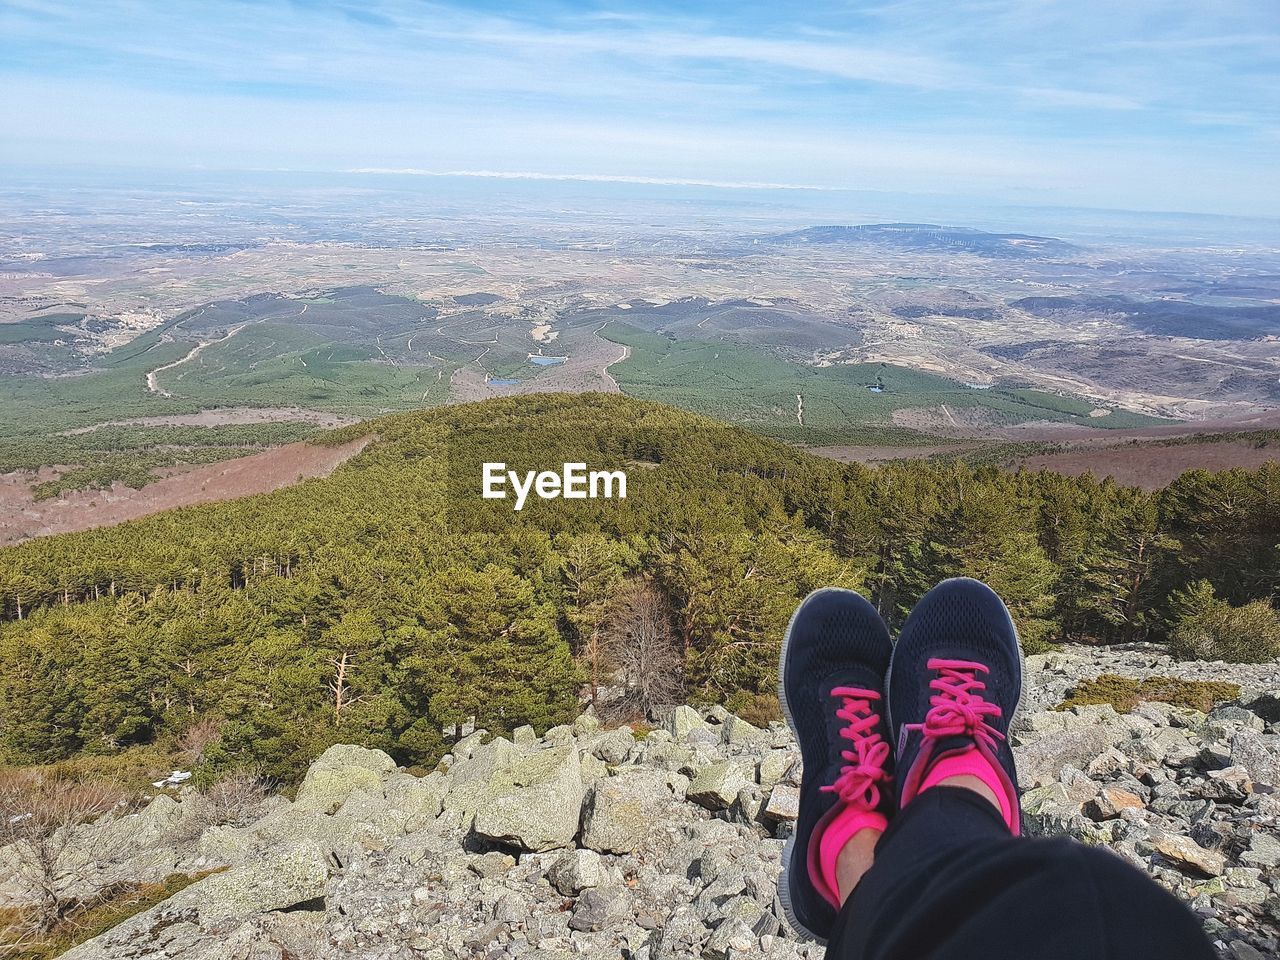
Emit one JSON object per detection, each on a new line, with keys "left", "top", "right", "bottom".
{"left": 145, "top": 324, "right": 250, "bottom": 397}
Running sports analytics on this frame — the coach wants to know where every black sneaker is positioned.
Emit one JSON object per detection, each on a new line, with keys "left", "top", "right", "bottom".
{"left": 778, "top": 587, "right": 893, "bottom": 943}
{"left": 888, "top": 578, "right": 1023, "bottom": 833}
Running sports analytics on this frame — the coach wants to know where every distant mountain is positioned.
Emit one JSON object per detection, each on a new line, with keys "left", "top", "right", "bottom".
{"left": 759, "top": 223, "right": 1078, "bottom": 258}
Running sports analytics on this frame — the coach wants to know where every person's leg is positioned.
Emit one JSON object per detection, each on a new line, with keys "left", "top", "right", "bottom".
{"left": 822, "top": 578, "right": 1214, "bottom": 960}
{"left": 826, "top": 786, "right": 1215, "bottom": 960}
{"left": 777, "top": 588, "right": 895, "bottom": 942}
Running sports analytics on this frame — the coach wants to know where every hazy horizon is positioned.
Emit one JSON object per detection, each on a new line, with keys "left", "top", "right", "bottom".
{"left": 3, "top": 0, "right": 1278, "bottom": 218}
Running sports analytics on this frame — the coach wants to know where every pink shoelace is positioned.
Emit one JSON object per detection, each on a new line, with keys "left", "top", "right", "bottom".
{"left": 905, "top": 657, "right": 1004, "bottom": 749}
{"left": 820, "top": 686, "right": 890, "bottom": 809}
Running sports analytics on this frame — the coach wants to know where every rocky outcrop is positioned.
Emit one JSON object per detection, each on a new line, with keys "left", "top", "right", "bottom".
{"left": 35, "top": 643, "right": 1280, "bottom": 959}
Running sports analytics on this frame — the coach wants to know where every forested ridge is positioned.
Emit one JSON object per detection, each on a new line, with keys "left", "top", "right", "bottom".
{"left": 0, "top": 393, "right": 1277, "bottom": 782}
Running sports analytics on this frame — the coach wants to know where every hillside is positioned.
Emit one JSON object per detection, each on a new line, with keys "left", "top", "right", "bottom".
{"left": 8, "top": 647, "right": 1278, "bottom": 960}
{"left": 0, "top": 393, "right": 1277, "bottom": 788}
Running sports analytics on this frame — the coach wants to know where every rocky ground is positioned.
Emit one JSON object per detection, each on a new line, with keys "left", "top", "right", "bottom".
{"left": 5, "top": 644, "right": 1280, "bottom": 960}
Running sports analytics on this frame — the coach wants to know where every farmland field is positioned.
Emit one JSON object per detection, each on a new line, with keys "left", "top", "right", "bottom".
{"left": 598, "top": 323, "right": 1166, "bottom": 445}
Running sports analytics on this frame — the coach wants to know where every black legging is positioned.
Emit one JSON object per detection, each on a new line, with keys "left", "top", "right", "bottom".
{"left": 826, "top": 786, "right": 1216, "bottom": 960}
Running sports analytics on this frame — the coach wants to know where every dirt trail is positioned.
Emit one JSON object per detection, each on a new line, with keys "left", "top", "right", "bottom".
{"left": 146, "top": 324, "right": 250, "bottom": 397}
{"left": 601, "top": 343, "right": 631, "bottom": 392}
{"left": 0, "top": 437, "right": 370, "bottom": 546}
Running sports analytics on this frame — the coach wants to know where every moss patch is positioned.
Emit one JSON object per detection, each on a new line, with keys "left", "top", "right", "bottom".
{"left": 1057, "top": 674, "right": 1241, "bottom": 714}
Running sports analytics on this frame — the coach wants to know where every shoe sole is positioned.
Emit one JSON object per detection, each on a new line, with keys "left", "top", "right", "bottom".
{"left": 885, "top": 577, "right": 1028, "bottom": 776}
{"left": 776, "top": 586, "right": 865, "bottom": 945}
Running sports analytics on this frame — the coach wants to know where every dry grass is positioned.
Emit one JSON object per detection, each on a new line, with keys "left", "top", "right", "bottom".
{"left": 0, "top": 873, "right": 211, "bottom": 960}
{"left": 1057, "top": 674, "right": 1242, "bottom": 714}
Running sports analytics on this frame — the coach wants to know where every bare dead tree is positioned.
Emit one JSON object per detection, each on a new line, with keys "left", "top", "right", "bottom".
{"left": 186, "top": 771, "right": 270, "bottom": 835}
{"left": 177, "top": 716, "right": 221, "bottom": 765}
{"left": 0, "top": 772, "right": 128, "bottom": 934}
{"left": 600, "top": 580, "right": 684, "bottom": 722}
{"left": 327, "top": 651, "right": 363, "bottom": 725}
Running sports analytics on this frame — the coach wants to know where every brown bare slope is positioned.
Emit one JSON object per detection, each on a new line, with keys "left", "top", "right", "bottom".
{"left": 1020, "top": 440, "right": 1280, "bottom": 490}
{"left": 0, "top": 438, "right": 370, "bottom": 546}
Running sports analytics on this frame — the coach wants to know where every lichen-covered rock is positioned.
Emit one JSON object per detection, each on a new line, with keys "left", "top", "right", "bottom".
{"left": 1146, "top": 832, "right": 1227, "bottom": 877}
{"left": 580, "top": 768, "right": 690, "bottom": 854}
{"left": 470, "top": 746, "right": 585, "bottom": 851}
{"left": 382, "top": 770, "right": 446, "bottom": 832}
{"left": 688, "top": 760, "right": 753, "bottom": 810}
{"left": 722, "top": 715, "right": 768, "bottom": 747}
{"left": 294, "top": 744, "right": 397, "bottom": 814}
{"left": 60, "top": 841, "right": 331, "bottom": 960}
{"left": 667, "top": 704, "right": 710, "bottom": 741}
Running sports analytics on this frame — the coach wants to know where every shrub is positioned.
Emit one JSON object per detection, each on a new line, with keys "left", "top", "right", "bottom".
{"left": 0, "top": 872, "right": 210, "bottom": 960}
{"left": 0, "top": 772, "right": 129, "bottom": 934}
{"left": 725, "top": 691, "right": 783, "bottom": 727}
{"left": 1057, "top": 674, "right": 1241, "bottom": 714}
{"left": 38, "top": 746, "right": 176, "bottom": 794}
{"left": 1168, "top": 580, "right": 1280, "bottom": 663}
{"left": 189, "top": 771, "right": 270, "bottom": 833}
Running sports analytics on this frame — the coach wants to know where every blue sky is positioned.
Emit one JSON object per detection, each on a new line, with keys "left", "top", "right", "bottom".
{"left": 1, "top": 0, "right": 1277, "bottom": 215}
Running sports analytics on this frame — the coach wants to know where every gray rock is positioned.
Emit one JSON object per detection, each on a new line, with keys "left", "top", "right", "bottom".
{"left": 762, "top": 784, "right": 800, "bottom": 824}
{"left": 1085, "top": 785, "right": 1145, "bottom": 821}
{"left": 382, "top": 771, "right": 446, "bottom": 832}
{"left": 544, "top": 724, "right": 575, "bottom": 746}
{"left": 688, "top": 761, "right": 754, "bottom": 811}
{"left": 293, "top": 744, "right": 396, "bottom": 814}
{"left": 441, "top": 736, "right": 520, "bottom": 823}
{"left": 667, "top": 705, "right": 710, "bottom": 741}
{"left": 61, "top": 841, "right": 331, "bottom": 959}
{"left": 452, "top": 729, "right": 489, "bottom": 759}
{"left": 549, "top": 848, "right": 605, "bottom": 895}
{"left": 469, "top": 850, "right": 516, "bottom": 878}
{"left": 581, "top": 751, "right": 610, "bottom": 783}
{"left": 687, "top": 727, "right": 723, "bottom": 750}
{"left": 592, "top": 727, "right": 636, "bottom": 765}
{"left": 703, "top": 918, "right": 757, "bottom": 959}
{"left": 492, "top": 890, "right": 529, "bottom": 924}
{"left": 49, "top": 645, "right": 1280, "bottom": 960}
{"left": 568, "top": 888, "right": 628, "bottom": 932}
{"left": 1241, "top": 831, "right": 1280, "bottom": 870}
{"left": 721, "top": 715, "right": 767, "bottom": 747}
{"left": 581, "top": 768, "right": 690, "bottom": 854}
{"left": 1013, "top": 726, "right": 1112, "bottom": 789}
{"left": 1021, "top": 783, "right": 1080, "bottom": 836}
{"left": 471, "top": 746, "right": 585, "bottom": 852}
{"left": 1146, "top": 832, "right": 1227, "bottom": 878}
{"left": 757, "top": 750, "right": 794, "bottom": 789}
{"left": 1246, "top": 691, "right": 1280, "bottom": 724}
{"left": 1232, "top": 731, "right": 1280, "bottom": 787}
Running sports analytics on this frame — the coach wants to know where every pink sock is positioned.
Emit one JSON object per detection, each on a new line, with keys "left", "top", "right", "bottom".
{"left": 813, "top": 806, "right": 887, "bottom": 908}
{"left": 919, "top": 745, "right": 1015, "bottom": 830}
